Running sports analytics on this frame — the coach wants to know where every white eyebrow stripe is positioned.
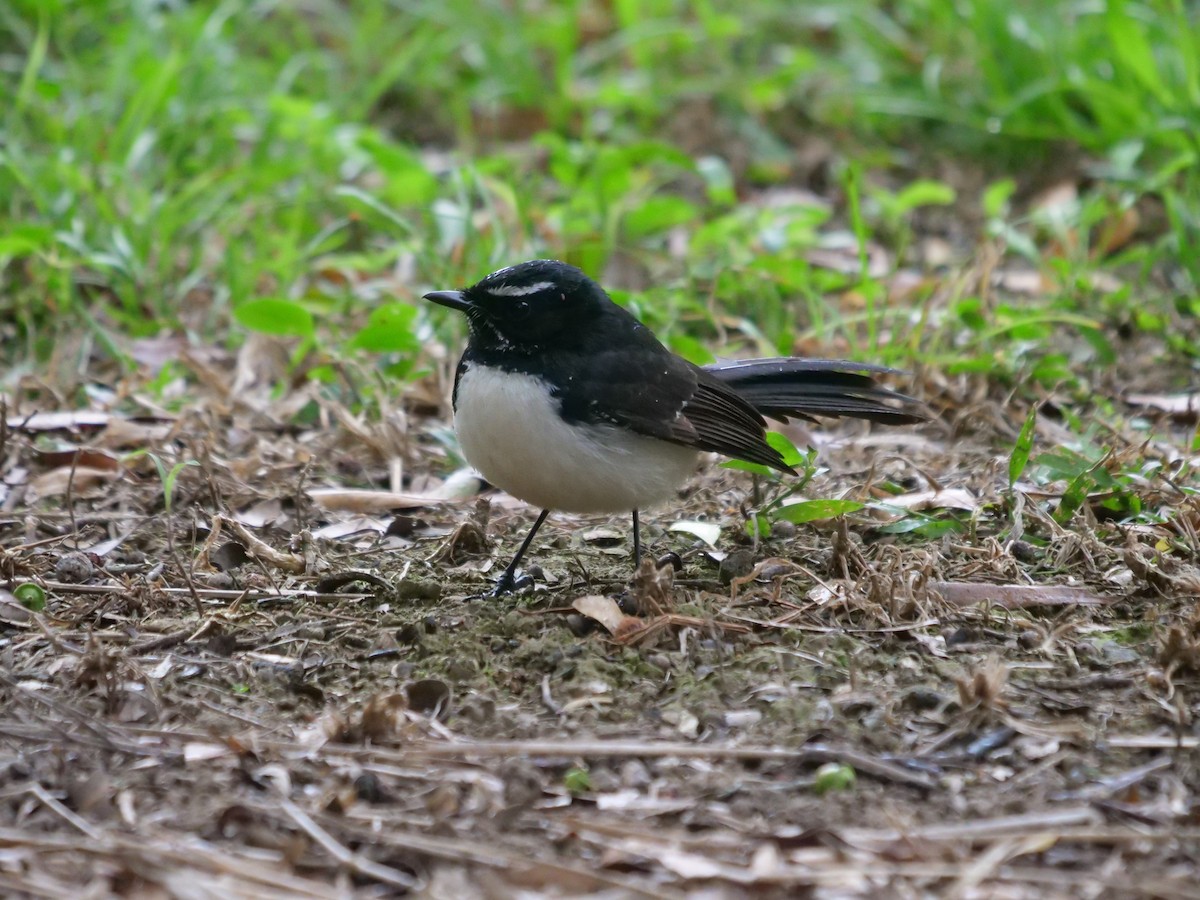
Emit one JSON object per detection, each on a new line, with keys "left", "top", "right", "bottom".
{"left": 484, "top": 281, "right": 556, "bottom": 297}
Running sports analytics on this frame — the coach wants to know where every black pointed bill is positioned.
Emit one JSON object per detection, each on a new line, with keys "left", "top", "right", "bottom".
{"left": 423, "top": 290, "right": 472, "bottom": 312}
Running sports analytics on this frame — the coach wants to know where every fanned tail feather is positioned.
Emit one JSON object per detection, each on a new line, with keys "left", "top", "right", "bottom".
{"left": 704, "top": 357, "right": 925, "bottom": 425}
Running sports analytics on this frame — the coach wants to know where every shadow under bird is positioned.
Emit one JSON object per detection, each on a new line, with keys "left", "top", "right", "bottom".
{"left": 425, "top": 259, "right": 925, "bottom": 595}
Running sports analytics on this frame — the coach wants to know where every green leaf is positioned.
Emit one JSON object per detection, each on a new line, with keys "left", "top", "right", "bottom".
{"left": 696, "top": 155, "right": 736, "bottom": 205}
{"left": 774, "top": 499, "right": 864, "bottom": 524}
{"left": 148, "top": 454, "right": 200, "bottom": 514}
{"left": 563, "top": 767, "right": 591, "bottom": 796}
{"left": 765, "top": 431, "right": 805, "bottom": 468}
{"left": 723, "top": 459, "right": 775, "bottom": 477}
{"left": 982, "top": 179, "right": 1017, "bottom": 219}
{"left": 889, "top": 179, "right": 956, "bottom": 214}
{"left": 348, "top": 303, "right": 420, "bottom": 353}
{"left": 744, "top": 511, "right": 771, "bottom": 539}
{"left": 1008, "top": 406, "right": 1038, "bottom": 488}
{"left": 234, "top": 299, "right": 315, "bottom": 337}
{"left": 1106, "top": 0, "right": 1171, "bottom": 107}
{"left": 813, "top": 762, "right": 856, "bottom": 794}
{"left": 623, "top": 196, "right": 699, "bottom": 237}
{"left": 14, "top": 582, "right": 46, "bottom": 611}
{"left": 0, "top": 224, "right": 54, "bottom": 257}
{"left": 1054, "top": 469, "right": 1094, "bottom": 525}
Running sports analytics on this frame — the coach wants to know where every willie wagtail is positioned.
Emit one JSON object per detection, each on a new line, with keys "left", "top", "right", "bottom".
{"left": 425, "top": 259, "right": 924, "bottom": 595}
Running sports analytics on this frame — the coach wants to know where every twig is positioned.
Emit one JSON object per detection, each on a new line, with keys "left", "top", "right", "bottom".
{"left": 315, "top": 739, "right": 937, "bottom": 790}
{"left": 128, "top": 615, "right": 222, "bottom": 654}
{"left": 219, "top": 515, "right": 306, "bottom": 574}
{"left": 279, "top": 798, "right": 417, "bottom": 890}
{"left": 29, "top": 580, "right": 368, "bottom": 602}
{"left": 26, "top": 782, "right": 104, "bottom": 841}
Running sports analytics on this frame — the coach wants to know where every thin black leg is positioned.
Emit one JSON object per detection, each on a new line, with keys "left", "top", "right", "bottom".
{"left": 632, "top": 508, "right": 641, "bottom": 563}
{"left": 493, "top": 508, "right": 550, "bottom": 596}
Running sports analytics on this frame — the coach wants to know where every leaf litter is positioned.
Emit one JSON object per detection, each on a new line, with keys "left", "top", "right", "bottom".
{"left": 2, "top": 322, "right": 1200, "bottom": 899}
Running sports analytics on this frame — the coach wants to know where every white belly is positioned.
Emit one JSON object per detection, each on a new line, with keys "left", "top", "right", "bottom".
{"left": 454, "top": 365, "right": 698, "bottom": 513}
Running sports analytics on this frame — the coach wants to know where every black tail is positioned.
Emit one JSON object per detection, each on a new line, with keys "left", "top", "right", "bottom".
{"left": 704, "top": 357, "right": 925, "bottom": 426}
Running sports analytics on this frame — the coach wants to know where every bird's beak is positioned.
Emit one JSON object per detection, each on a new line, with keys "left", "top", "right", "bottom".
{"left": 423, "top": 290, "right": 472, "bottom": 313}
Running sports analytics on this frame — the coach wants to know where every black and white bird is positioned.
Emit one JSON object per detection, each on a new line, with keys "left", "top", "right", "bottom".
{"left": 425, "top": 259, "right": 924, "bottom": 595}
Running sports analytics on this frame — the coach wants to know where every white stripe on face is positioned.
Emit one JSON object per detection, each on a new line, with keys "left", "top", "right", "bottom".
{"left": 483, "top": 281, "right": 556, "bottom": 298}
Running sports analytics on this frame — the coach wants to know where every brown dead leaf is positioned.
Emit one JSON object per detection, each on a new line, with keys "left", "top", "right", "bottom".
{"left": 308, "top": 487, "right": 476, "bottom": 512}
{"left": 931, "top": 581, "right": 1111, "bottom": 609}
{"left": 879, "top": 488, "right": 977, "bottom": 513}
{"left": 1126, "top": 392, "right": 1200, "bottom": 421}
{"left": 96, "top": 416, "right": 175, "bottom": 449}
{"left": 572, "top": 595, "right": 634, "bottom": 635}
{"left": 29, "top": 465, "right": 120, "bottom": 500}
{"left": 1095, "top": 206, "right": 1140, "bottom": 257}
{"left": 34, "top": 447, "right": 120, "bottom": 472}
{"left": 5, "top": 410, "right": 111, "bottom": 431}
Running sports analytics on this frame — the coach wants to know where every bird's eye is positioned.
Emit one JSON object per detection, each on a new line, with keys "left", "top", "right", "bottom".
{"left": 512, "top": 300, "right": 531, "bottom": 319}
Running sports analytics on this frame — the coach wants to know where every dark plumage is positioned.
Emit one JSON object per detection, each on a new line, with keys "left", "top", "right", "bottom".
{"left": 425, "top": 259, "right": 925, "bottom": 594}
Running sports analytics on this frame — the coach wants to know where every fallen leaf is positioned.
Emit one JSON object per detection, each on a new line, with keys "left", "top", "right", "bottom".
{"left": 308, "top": 488, "right": 475, "bottom": 511}
{"left": 34, "top": 448, "right": 121, "bottom": 471}
{"left": 6, "top": 410, "right": 111, "bottom": 431}
{"left": 669, "top": 520, "right": 722, "bottom": 547}
{"left": 877, "top": 488, "right": 977, "bottom": 513}
{"left": 29, "top": 466, "right": 121, "bottom": 499}
{"left": 1126, "top": 393, "right": 1200, "bottom": 420}
{"left": 932, "top": 581, "right": 1111, "bottom": 609}
{"left": 571, "top": 595, "right": 633, "bottom": 635}
{"left": 97, "top": 417, "right": 175, "bottom": 448}
{"left": 234, "top": 498, "right": 283, "bottom": 527}
{"left": 184, "top": 742, "right": 232, "bottom": 763}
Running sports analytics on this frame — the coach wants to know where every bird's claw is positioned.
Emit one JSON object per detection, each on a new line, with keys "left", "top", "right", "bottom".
{"left": 491, "top": 569, "right": 536, "bottom": 597}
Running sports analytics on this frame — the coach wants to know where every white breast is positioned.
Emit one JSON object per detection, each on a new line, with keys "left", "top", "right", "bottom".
{"left": 454, "top": 365, "right": 698, "bottom": 514}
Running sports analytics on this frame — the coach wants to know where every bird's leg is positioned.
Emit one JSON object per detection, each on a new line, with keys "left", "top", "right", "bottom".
{"left": 632, "top": 508, "right": 641, "bottom": 564}
{"left": 492, "top": 508, "right": 550, "bottom": 596}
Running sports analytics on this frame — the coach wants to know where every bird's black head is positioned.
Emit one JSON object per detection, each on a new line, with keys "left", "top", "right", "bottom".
{"left": 424, "top": 259, "right": 614, "bottom": 352}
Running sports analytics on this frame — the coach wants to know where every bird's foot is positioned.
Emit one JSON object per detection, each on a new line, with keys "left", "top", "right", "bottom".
{"left": 490, "top": 569, "right": 536, "bottom": 597}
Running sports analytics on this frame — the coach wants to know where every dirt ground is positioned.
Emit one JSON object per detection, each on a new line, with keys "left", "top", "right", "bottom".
{"left": 2, "top": 329, "right": 1200, "bottom": 899}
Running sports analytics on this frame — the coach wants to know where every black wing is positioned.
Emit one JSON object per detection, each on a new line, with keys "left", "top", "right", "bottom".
{"left": 548, "top": 326, "right": 794, "bottom": 473}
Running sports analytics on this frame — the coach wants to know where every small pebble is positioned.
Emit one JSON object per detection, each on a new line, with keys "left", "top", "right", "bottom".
{"left": 1010, "top": 540, "right": 1039, "bottom": 562}
{"left": 903, "top": 687, "right": 945, "bottom": 710}
{"left": 718, "top": 549, "right": 755, "bottom": 585}
{"left": 445, "top": 659, "right": 477, "bottom": 681}
{"left": 944, "top": 627, "right": 975, "bottom": 648}
{"left": 396, "top": 623, "right": 423, "bottom": 645}
{"left": 771, "top": 521, "right": 797, "bottom": 540}
{"left": 54, "top": 552, "right": 95, "bottom": 584}
{"left": 354, "top": 773, "right": 388, "bottom": 803}
{"left": 566, "top": 614, "right": 596, "bottom": 637}
{"left": 620, "top": 759, "right": 651, "bottom": 788}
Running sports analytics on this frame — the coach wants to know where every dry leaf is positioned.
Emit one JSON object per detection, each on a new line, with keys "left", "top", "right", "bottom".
{"left": 669, "top": 520, "right": 722, "bottom": 546}
{"left": 571, "top": 595, "right": 633, "bottom": 635}
{"left": 308, "top": 488, "right": 474, "bottom": 512}
{"left": 881, "top": 488, "right": 977, "bottom": 512}
{"left": 5, "top": 410, "right": 111, "bottom": 431}
{"left": 1126, "top": 393, "right": 1200, "bottom": 420}
{"left": 932, "top": 581, "right": 1111, "bottom": 609}
{"left": 29, "top": 465, "right": 120, "bottom": 499}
